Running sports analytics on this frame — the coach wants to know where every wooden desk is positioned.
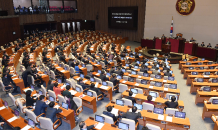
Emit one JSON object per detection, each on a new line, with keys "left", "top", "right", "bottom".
{"left": 202, "top": 102, "right": 218, "bottom": 119}
{"left": 12, "top": 76, "right": 25, "bottom": 94}
{"left": 181, "top": 64, "right": 218, "bottom": 74}
{"left": 85, "top": 118, "right": 119, "bottom": 130}
{"left": 122, "top": 91, "right": 184, "bottom": 111}
{"left": 179, "top": 60, "right": 209, "bottom": 69}
{"left": 183, "top": 69, "right": 218, "bottom": 79}
{"left": 191, "top": 82, "right": 218, "bottom": 94}
{"left": 186, "top": 75, "right": 218, "bottom": 85}
{"left": 195, "top": 90, "right": 218, "bottom": 104}
{"left": 213, "top": 121, "right": 218, "bottom": 130}
{"left": 54, "top": 64, "right": 70, "bottom": 79}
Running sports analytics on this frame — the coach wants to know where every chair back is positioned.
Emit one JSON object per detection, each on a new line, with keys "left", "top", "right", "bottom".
{"left": 135, "top": 88, "right": 143, "bottom": 94}
{"left": 122, "top": 98, "right": 132, "bottom": 106}
{"left": 150, "top": 81, "right": 155, "bottom": 86}
{"left": 88, "top": 90, "right": 98, "bottom": 101}
{"left": 136, "top": 78, "right": 141, "bottom": 83}
{"left": 123, "top": 76, "right": 128, "bottom": 81}
{"left": 25, "top": 109, "right": 37, "bottom": 123}
{"left": 150, "top": 74, "right": 155, "bottom": 78}
{"left": 41, "top": 85, "right": 47, "bottom": 97}
{"left": 142, "top": 102, "right": 154, "bottom": 111}
{"left": 50, "top": 70, "right": 55, "bottom": 79}
{"left": 70, "top": 78, "right": 76, "bottom": 89}
{"left": 66, "top": 79, "right": 72, "bottom": 88}
{"left": 119, "top": 84, "right": 128, "bottom": 93}
{"left": 0, "top": 80, "right": 5, "bottom": 92}
{"left": 73, "top": 97, "right": 82, "bottom": 111}
{"left": 120, "top": 118, "right": 135, "bottom": 130}
{"left": 17, "top": 98, "right": 25, "bottom": 113}
{"left": 38, "top": 117, "right": 54, "bottom": 130}
{"left": 86, "top": 65, "right": 93, "bottom": 72}
{"left": 94, "top": 77, "right": 102, "bottom": 84}
{"left": 48, "top": 90, "right": 56, "bottom": 102}
{"left": 9, "top": 93, "right": 16, "bottom": 106}
{"left": 146, "top": 123, "right": 161, "bottom": 130}
{"left": 58, "top": 95, "right": 66, "bottom": 105}
{"left": 69, "top": 67, "right": 75, "bottom": 75}
{"left": 164, "top": 76, "right": 168, "bottom": 80}
{"left": 100, "top": 61, "right": 105, "bottom": 68}
{"left": 75, "top": 84, "right": 83, "bottom": 92}
{"left": 101, "top": 114, "right": 114, "bottom": 124}
{"left": 137, "top": 72, "right": 143, "bottom": 76}
{"left": 107, "top": 81, "right": 114, "bottom": 90}
{"left": 165, "top": 108, "right": 178, "bottom": 116}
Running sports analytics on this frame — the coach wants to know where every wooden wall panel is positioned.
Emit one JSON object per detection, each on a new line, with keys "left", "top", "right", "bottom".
{"left": 1, "top": 0, "right": 146, "bottom": 42}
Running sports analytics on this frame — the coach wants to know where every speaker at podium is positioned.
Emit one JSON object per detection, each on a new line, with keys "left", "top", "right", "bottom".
{"left": 162, "top": 44, "right": 171, "bottom": 53}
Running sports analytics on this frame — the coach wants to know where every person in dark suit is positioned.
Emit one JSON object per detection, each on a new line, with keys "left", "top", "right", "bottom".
{"left": 2, "top": 74, "right": 18, "bottom": 93}
{"left": 164, "top": 70, "right": 172, "bottom": 77}
{"left": 110, "top": 74, "right": 119, "bottom": 86}
{"left": 15, "top": 44, "right": 20, "bottom": 52}
{"left": 47, "top": 80, "right": 54, "bottom": 91}
{"left": 161, "top": 34, "right": 165, "bottom": 39}
{"left": 90, "top": 83, "right": 105, "bottom": 98}
{"left": 62, "top": 85, "right": 72, "bottom": 100}
{"left": 140, "top": 65, "right": 148, "bottom": 73}
{"left": 2, "top": 56, "right": 9, "bottom": 67}
{"left": 122, "top": 106, "right": 141, "bottom": 123}
{"left": 34, "top": 95, "right": 48, "bottom": 116}
{"left": 109, "top": 67, "right": 115, "bottom": 74}
{"left": 215, "top": 44, "right": 218, "bottom": 49}
{"left": 103, "top": 106, "right": 117, "bottom": 122}
{"left": 163, "top": 65, "right": 170, "bottom": 71}
{"left": 100, "top": 71, "right": 109, "bottom": 81}
{"left": 166, "top": 39, "right": 171, "bottom": 45}
{"left": 164, "top": 96, "right": 178, "bottom": 109}
{"left": 78, "top": 78, "right": 89, "bottom": 92}
{"left": 115, "top": 67, "right": 123, "bottom": 75}
{"left": 67, "top": 59, "right": 75, "bottom": 67}
{"left": 26, "top": 90, "right": 37, "bottom": 107}
{"left": 207, "top": 43, "right": 212, "bottom": 48}
{"left": 152, "top": 68, "right": 160, "bottom": 75}
{"left": 46, "top": 101, "right": 62, "bottom": 123}
{"left": 124, "top": 91, "right": 136, "bottom": 105}
{"left": 79, "top": 121, "right": 97, "bottom": 130}
{"left": 190, "top": 37, "right": 195, "bottom": 42}
{"left": 22, "top": 67, "right": 35, "bottom": 88}
{"left": 200, "top": 42, "right": 205, "bottom": 47}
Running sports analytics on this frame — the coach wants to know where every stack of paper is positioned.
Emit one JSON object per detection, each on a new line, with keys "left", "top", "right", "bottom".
{"left": 138, "top": 76, "right": 142, "bottom": 78}
{"left": 95, "top": 82, "right": 99, "bottom": 88}
{"left": 163, "top": 80, "right": 167, "bottom": 82}
{"left": 150, "top": 78, "right": 154, "bottom": 80}
{"left": 149, "top": 86, "right": 153, "bottom": 88}
{"left": 69, "top": 90, "right": 77, "bottom": 95}
{"left": 12, "top": 78, "right": 18, "bottom": 80}
{"left": 61, "top": 85, "right": 66, "bottom": 89}
{"left": 164, "top": 88, "right": 168, "bottom": 91}
{"left": 132, "top": 93, "right": 136, "bottom": 97}
{"left": 135, "top": 83, "right": 139, "bottom": 86}
{"left": 54, "top": 105, "right": 60, "bottom": 109}
{"left": 122, "top": 81, "right": 127, "bottom": 83}
{"left": 7, "top": 116, "right": 18, "bottom": 123}
{"left": 60, "top": 70, "right": 65, "bottom": 72}
{"left": 95, "top": 123, "right": 104, "bottom": 129}
{"left": 100, "top": 86, "right": 108, "bottom": 90}
{"left": 158, "top": 115, "right": 164, "bottom": 120}
{"left": 83, "top": 80, "right": 88, "bottom": 83}
{"left": 166, "top": 116, "right": 172, "bottom": 122}
{"left": 111, "top": 108, "right": 119, "bottom": 116}
{"left": 0, "top": 106, "right": 6, "bottom": 111}
{"left": 21, "top": 125, "right": 31, "bottom": 130}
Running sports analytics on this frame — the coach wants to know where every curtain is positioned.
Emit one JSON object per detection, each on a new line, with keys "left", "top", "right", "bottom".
{"left": 67, "top": 22, "right": 70, "bottom": 32}
{"left": 62, "top": 23, "right": 65, "bottom": 33}
{"left": 72, "top": 22, "right": 75, "bottom": 32}
{"left": 77, "top": 22, "right": 80, "bottom": 31}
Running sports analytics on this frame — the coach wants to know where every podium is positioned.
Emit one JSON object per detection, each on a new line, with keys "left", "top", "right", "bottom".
{"left": 162, "top": 44, "right": 171, "bottom": 53}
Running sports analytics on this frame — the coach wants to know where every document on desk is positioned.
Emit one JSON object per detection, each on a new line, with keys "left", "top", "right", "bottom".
{"left": 83, "top": 80, "right": 88, "bottom": 83}
{"left": 69, "top": 90, "right": 77, "bottom": 95}
{"left": 138, "top": 76, "right": 142, "bottom": 78}
{"left": 60, "top": 70, "right": 65, "bottom": 72}
{"left": 90, "top": 48, "right": 93, "bottom": 50}
{"left": 158, "top": 114, "right": 164, "bottom": 120}
{"left": 135, "top": 83, "right": 139, "bottom": 86}
{"left": 95, "top": 123, "right": 104, "bottom": 129}
{"left": 56, "top": 67, "right": 61, "bottom": 69}
{"left": 166, "top": 116, "right": 172, "bottom": 122}
{"left": 21, "top": 125, "right": 31, "bottom": 130}
{"left": 122, "top": 81, "right": 127, "bottom": 83}
{"left": 164, "top": 88, "right": 168, "bottom": 91}
{"left": 12, "top": 78, "right": 18, "bottom": 80}
{"left": 100, "top": 86, "right": 108, "bottom": 90}
{"left": 54, "top": 105, "right": 60, "bottom": 109}
{"left": 95, "top": 73, "right": 100, "bottom": 76}
{"left": 95, "top": 82, "right": 99, "bottom": 88}
{"left": 111, "top": 108, "right": 119, "bottom": 116}
{"left": 0, "top": 106, "right": 6, "bottom": 111}
{"left": 7, "top": 116, "right": 18, "bottom": 123}
{"left": 149, "top": 86, "right": 153, "bottom": 88}
{"left": 203, "top": 75, "right": 210, "bottom": 77}
{"left": 163, "top": 80, "right": 167, "bottom": 82}
{"left": 61, "top": 85, "right": 66, "bottom": 89}
{"left": 150, "top": 78, "right": 154, "bottom": 80}
{"left": 132, "top": 93, "right": 136, "bottom": 97}
{"left": 79, "top": 94, "right": 87, "bottom": 98}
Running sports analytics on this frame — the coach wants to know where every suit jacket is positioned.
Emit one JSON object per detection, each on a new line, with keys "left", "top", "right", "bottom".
{"left": 115, "top": 70, "right": 123, "bottom": 75}
{"left": 140, "top": 68, "right": 148, "bottom": 73}
{"left": 152, "top": 70, "right": 160, "bottom": 75}
{"left": 109, "top": 68, "right": 115, "bottom": 74}
{"left": 46, "top": 107, "right": 62, "bottom": 123}
{"left": 100, "top": 74, "right": 107, "bottom": 81}
{"left": 165, "top": 101, "right": 178, "bottom": 108}
{"left": 47, "top": 84, "right": 54, "bottom": 91}
{"left": 26, "top": 96, "right": 36, "bottom": 107}
{"left": 164, "top": 72, "right": 172, "bottom": 77}
{"left": 166, "top": 41, "right": 171, "bottom": 45}
{"left": 122, "top": 111, "right": 141, "bottom": 123}
{"left": 62, "top": 90, "right": 72, "bottom": 99}
{"left": 163, "top": 67, "right": 170, "bottom": 70}
{"left": 78, "top": 82, "right": 89, "bottom": 90}
{"left": 90, "top": 87, "right": 102, "bottom": 96}
{"left": 34, "top": 100, "right": 48, "bottom": 116}
{"left": 110, "top": 77, "right": 118, "bottom": 86}
{"left": 80, "top": 125, "right": 94, "bottom": 130}
{"left": 2, "top": 77, "right": 11, "bottom": 86}
{"left": 125, "top": 96, "right": 136, "bottom": 105}
{"left": 103, "top": 111, "right": 117, "bottom": 122}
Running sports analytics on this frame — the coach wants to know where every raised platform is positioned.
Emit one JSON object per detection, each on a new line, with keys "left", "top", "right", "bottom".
{"left": 143, "top": 49, "right": 183, "bottom": 64}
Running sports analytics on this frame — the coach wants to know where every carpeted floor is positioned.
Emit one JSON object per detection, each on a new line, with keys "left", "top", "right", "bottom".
{"left": 1, "top": 41, "right": 215, "bottom": 130}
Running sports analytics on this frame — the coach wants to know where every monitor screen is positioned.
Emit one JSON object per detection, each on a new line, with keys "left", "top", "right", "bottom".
{"left": 102, "top": 81, "right": 108, "bottom": 86}
{"left": 95, "top": 115, "right": 105, "bottom": 123}
{"left": 198, "top": 62, "right": 202, "bottom": 65}
{"left": 118, "top": 122, "right": 129, "bottom": 130}
{"left": 128, "top": 77, "right": 134, "bottom": 82}
{"left": 168, "top": 76, "right": 175, "bottom": 81}
{"left": 136, "top": 61, "right": 140, "bottom": 64}
{"left": 82, "top": 64, "right": 86, "bottom": 68}
{"left": 59, "top": 64, "right": 61, "bottom": 67}
{"left": 64, "top": 67, "right": 67, "bottom": 70}
{"left": 90, "top": 78, "right": 95, "bottom": 82}
{"left": 125, "top": 64, "right": 129, "bottom": 67}
{"left": 97, "top": 62, "right": 100, "bottom": 64}
{"left": 169, "top": 71, "right": 173, "bottom": 74}
{"left": 107, "top": 73, "right": 111, "bottom": 77}
{"left": 205, "top": 72, "right": 210, "bottom": 75}
{"left": 134, "top": 66, "right": 139, "bottom": 69}
{"left": 116, "top": 99, "right": 124, "bottom": 106}
{"left": 155, "top": 82, "right": 162, "bottom": 87}
{"left": 62, "top": 102, "right": 69, "bottom": 110}
{"left": 134, "top": 103, "right": 142, "bottom": 110}
{"left": 28, "top": 118, "right": 35, "bottom": 128}
{"left": 139, "top": 54, "right": 141, "bottom": 56}
{"left": 155, "top": 75, "right": 161, "bottom": 79}
{"left": 149, "top": 91, "right": 157, "bottom": 98}
{"left": 199, "top": 67, "right": 204, "bottom": 70}
{"left": 88, "top": 57, "right": 90, "bottom": 60}
{"left": 122, "top": 69, "right": 126, "bottom": 73}
{"left": 4, "top": 101, "right": 8, "bottom": 107}
{"left": 121, "top": 57, "right": 124, "bottom": 60}
{"left": 66, "top": 83, "right": 70, "bottom": 86}
{"left": 141, "top": 80, "right": 147, "bottom": 85}
{"left": 212, "top": 99, "right": 218, "bottom": 104}
{"left": 197, "top": 78, "right": 204, "bottom": 82}
{"left": 76, "top": 87, "right": 81, "bottom": 92}
{"left": 212, "top": 79, "right": 218, "bottom": 83}
{"left": 145, "top": 63, "right": 148, "bottom": 66}
{"left": 153, "top": 107, "right": 164, "bottom": 115}
{"left": 192, "top": 72, "right": 198, "bottom": 75}
{"left": 193, "top": 59, "right": 197, "bottom": 61}
{"left": 130, "top": 55, "right": 133, "bottom": 58}
{"left": 186, "top": 62, "right": 191, "bottom": 65}
{"left": 130, "top": 88, "right": 138, "bottom": 94}
{"left": 30, "top": 85, "right": 34, "bottom": 91}
{"left": 143, "top": 73, "right": 149, "bottom": 77}
{"left": 183, "top": 59, "right": 187, "bottom": 61}
{"left": 80, "top": 74, "right": 84, "bottom": 78}
{"left": 175, "top": 111, "right": 186, "bottom": 119}
{"left": 58, "top": 79, "right": 62, "bottom": 83}
{"left": 210, "top": 66, "right": 215, "bottom": 69}
{"left": 169, "top": 95, "right": 177, "bottom": 101}
{"left": 49, "top": 96, "right": 55, "bottom": 102}
{"left": 44, "top": 71, "right": 47, "bottom": 75}
{"left": 169, "top": 84, "right": 177, "bottom": 89}
{"left": 202, "top": 58, "right": 205, "bottom": 61}
{"left": 189, "top": 67, "right": 194, "bottom": 70}
{"left": 208, "top": 62, "right": 213, "bottom": 65}
{"left": 156, "top": 64, "right": 159, "bottom": 68}
{"left": 203, "top": 87, "right": 211, "bottom": 92}
{"left": 14, "top": 109, "right": 19, "bottom": 116}
{"left": 117, "top": 75, "right": 122, "bottom": 79}
{"left": 98, "top": 70, "right": 101, "bottom": 74}
{"left": 154, "top": 57, "right": 157, "bottom": 60}
{"left": 131, "top": 71, "right": 136, "bottom": 75}
{"left": 92, "top": 59, "right": 95, "bottom": 62}
{"left": 87, "top": 91, "right": 93, "bottom": 97}
{"left": 38, "top": 90, "right": 43, "bottom": 95}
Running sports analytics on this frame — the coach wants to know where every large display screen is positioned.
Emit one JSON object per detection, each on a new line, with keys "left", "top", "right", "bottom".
{"left": 108, "top": 6, "right": 138, "bottom": 30}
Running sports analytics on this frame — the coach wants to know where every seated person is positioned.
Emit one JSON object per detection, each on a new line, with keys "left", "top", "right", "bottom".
{"left": 100, "top": 71, "right": 109, "bottom": 81}
{"left": 34, "top": 95, "right": 48, "bottom": 116}
{"left": 110, "top": 74, "right": 119, "bottom": 87}
{"left": 26, "top": 90, "right": 37, "bottom": 107}
{"left": 85, "top": 70, "right": 94, "bottom": 79}
{"left": 124, "top": 91, "right": 136, "bottom": 105}
{"left": 65, "top": 95, "right": 79, "bottom": 112}
{"left": 152, "top": 68, "right": 160, "bottom": 75}
{"left": 164, "top": 96, "right": 178, "bottom": 109}
{"left": 122, "top": 106, "right": 141, "bottom": 123}
{"left": 109, "top": 67, "right": 116, "bottom": 74}
{"left": 164, "top": 70, "right": 172, "bottom": 77}
{"left": 144, "top": 95, "right": 154, "bottom": 105}
{"left": 140, "top": 65, "right": 148, "bottom": 73}
{"left": 46, "top": 101, "right": 62, "bottom": 124}
{"left": 200, "top": 42, "right": 205, "bottom": 47}
{"left": 79, "top": 121, "right": 97, "bottom": 130}
{"left": 75, "top": 62, "right": 80, "bottom": 74}
{"left": 166, "top": 40, "right": 171, "bottom": 45}
{"left": 115, "top": 67, "right": 123, "bottom": 76}
{"left": 163, "top": 65, "right": 170, "bottom": 71}
{"left": 190, "top": 37, "right": 195, "bottom": 42}
{"left": 62, "top": 85, "right": 72, "bottom": 100}
{"left": 47, "top": 80, "right": 54, "bottom": 91}
{"left": 207, "top": 43, "right": 212, "bottom": 48}
{"left": 77, "top": 78, "right": 89, "bottom": 92}
{"left": 53, "top": 82, "right": 64, "bottom": 96}
{"left": 215, "top": 44, "right": 218, "bottom": 49}
{"left": 90, "top": 83, "right": 105, "bottom": 99}
{"left": 103, "top": 106, "right": 117, "bottom": 122}
{"left": 2, "top": 74, "right": 18, "bottom": 93}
